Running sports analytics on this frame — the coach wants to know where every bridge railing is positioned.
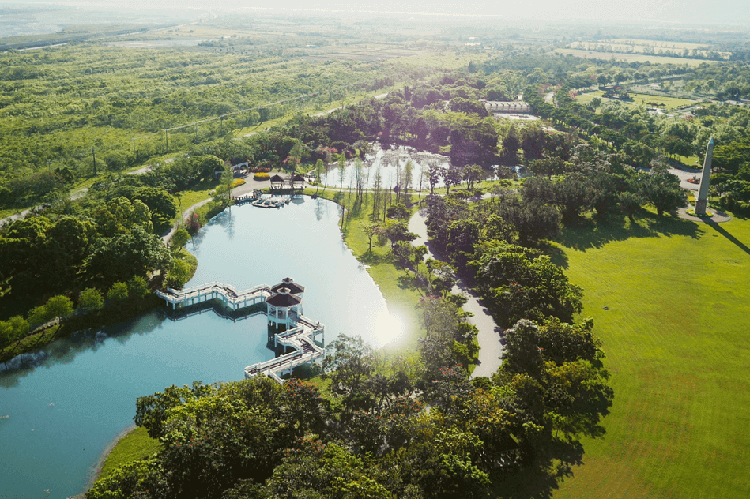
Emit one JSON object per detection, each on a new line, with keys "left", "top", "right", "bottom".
{"left": 156, "top": 282, "right": 271, "bottom": 306}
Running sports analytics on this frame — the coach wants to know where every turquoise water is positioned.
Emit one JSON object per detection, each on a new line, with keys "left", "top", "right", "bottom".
{"left": 0, "top": 197, "right": 402, "bottom": 498}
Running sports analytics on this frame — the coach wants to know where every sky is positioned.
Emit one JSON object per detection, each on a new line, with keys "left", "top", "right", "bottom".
{"left": 4, "top": 0, "right": 749, "bottom": 26}
{"left": 36, "top": 0, "right": 747, "bottom": 25}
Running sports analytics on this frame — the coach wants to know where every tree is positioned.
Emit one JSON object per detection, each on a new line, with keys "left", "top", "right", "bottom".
{"left": 385, "top": 203, "right": 409, "bottom": 220}
{"left": 446, "top": 218, "right": 480, "bottom": 270}
{"left": 338, "top": 153, "right": 346, "bottom": 189}
{"left": 463, "top": 164, "right": 483, "bottom": 191}
{"left": 495, "top": 195, "right": 561, "bottom": 246}
{"left": 639, "top": 166, "right": 686, "bottom": 216}
{"left": 171, "top": 228, "right": 190, "bottom": 250}
{"left": 383, "top": 220, "right": 417, "bottom": 249}
{"left": 0, "top": 316, "right": 29, "bottom": 349}
{"left": 107, "top": 282, "right": 129, "bottom": 304}
{"left": 127, "top": 276, "right": 150, "bottom": 301}
{"left": 428, "top": 162, "right": 442, "bottom": 195}
{"left": 166, "top": 258, "right": 194, "bottom": 290}
{"left": 27, "top": 305, "right": 49, "bottom": 328}
{"left": 472, "top": 248, "right": 583, "bottom": 328}
{"left": 260, "top": 441, "right": 390, "bottom": 499}
{"left": 553, "top": 173, "right": 594, "bottom": 223}
{"left": 78, "top": 287, "right": 104, "bottom": 312}
{"left": 362, "top": 222, "right": 382, "bottom": 254}
{"left": 84, "top": 226, "right": 171, "bottom": 285}
{"left": 392, "top": 241, "right": 413, "bottom": 270}
{"left": 45, "top": 295, "right": 74, "bottom": 320}
{"left": 528, "top": 157, "right": 566, "bottom": 178}
{"left": 322, "top": 334, "right": 375, "bottom": 414}
{"left": 132, "top": 187, "right": 176, "bottom": 228}
{"left": 413, "top": 245, "right": 428, "bottom": 274}
{"left": 442, "top": 165, "right": 463, "bottom": 195}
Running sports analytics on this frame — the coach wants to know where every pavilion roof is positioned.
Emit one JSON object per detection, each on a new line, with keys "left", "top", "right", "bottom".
{"left": 271, "top": 278, "right": 305, "bottom": 295}
{"left": 267, "top": 290, "right": 302, "bottom": 307}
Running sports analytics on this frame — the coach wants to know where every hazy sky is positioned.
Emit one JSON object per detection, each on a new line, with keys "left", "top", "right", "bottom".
{"left": 18, "top": 0, "right": 750, "bottom": 26}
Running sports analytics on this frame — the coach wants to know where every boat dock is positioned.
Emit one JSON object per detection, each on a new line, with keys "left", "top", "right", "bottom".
{"left": 233, "top": 190, "right": 263, "bottom": 204}
{"left": 252, "top": 195, "right": 292, "bottom": 208}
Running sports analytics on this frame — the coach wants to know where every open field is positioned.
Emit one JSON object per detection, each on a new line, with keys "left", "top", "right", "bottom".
{"left": 555, "top": 48, "right": 716, "bottom": 67}
{"left": 568, "top": 40, "right": 731, "bottom": 60}
{"left": 550, "top": 212, "right": 750, "bottom": 498}
{"left": 606, "top": 39, "right": 713, "bottom": 50}
{"left": 575, "top": 89, "right": 697, "bottom": 111}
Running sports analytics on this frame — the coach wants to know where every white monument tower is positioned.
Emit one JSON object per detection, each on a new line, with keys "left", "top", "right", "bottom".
{"left": 695, "top": 137, "right": 714, "bottom": 215}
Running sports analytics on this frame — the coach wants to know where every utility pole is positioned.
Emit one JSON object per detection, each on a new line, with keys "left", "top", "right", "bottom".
{"left": 92, "top": 146, "right": 96, "bottom": 176}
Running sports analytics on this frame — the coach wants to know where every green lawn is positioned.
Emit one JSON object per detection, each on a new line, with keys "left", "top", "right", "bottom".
{"left": 574, "top": 90, "right": 697, "bottom": 111}
{"left": 550, "top": 212, "right": 750, "bottom": 498}
{"left": 98, "top": 426, "right": 162, "bottom": 478}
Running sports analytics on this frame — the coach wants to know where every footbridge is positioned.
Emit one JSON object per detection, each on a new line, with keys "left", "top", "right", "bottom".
{"left": 244, "top": 318, "right": 324, "bottom": 381}
{"left": 155, "top": 278, "right": 325, "bottom": 383}
{"left": 155, "top": 282, "right": 271, "bottom": 311}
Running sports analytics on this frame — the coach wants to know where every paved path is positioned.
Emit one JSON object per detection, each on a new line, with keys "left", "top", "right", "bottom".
{"left": 0, "top": 188, "right": 88, "bottom": 227}
{"left": 668, "top": 166, "right": 703, "bottom": 192}
{"left": 162, "top": 197, "right": 213, "bottom": 242}
{"left": 408, "top": 208, "right": 504, "bottom": 379}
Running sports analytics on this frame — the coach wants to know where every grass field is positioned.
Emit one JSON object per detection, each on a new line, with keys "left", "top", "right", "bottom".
{"left": 98, "top": 426, "right": 162, "bottom": 478}
{"left": 550, "top": 211, "right": 750, "bottom": 498}
{"left": 555, "top": 48, "right": 716, "bottom": 67}
{"left": 574, "top": 90, "right": 697, "bottom": 111}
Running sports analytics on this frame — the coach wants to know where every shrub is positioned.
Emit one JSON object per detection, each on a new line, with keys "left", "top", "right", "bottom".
{"left": 254, "top": 172, "right": 270, "bottom": 180}
{"left": 46, "top": 295, "right": 74, "bottom": 320}
{"left": 79, "top": 288, "right": 104, "bottom": 312}
{"left": 231, "top": 178, "right": 246, "bottom": 188}
{"left": 107, "top": 282, "right": 129, "bottom": 303}
{"left": 0, "top": 316, "right": 29, "bottom": 348}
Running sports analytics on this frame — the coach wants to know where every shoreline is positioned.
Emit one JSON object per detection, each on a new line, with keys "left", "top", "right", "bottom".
{"left": 77, "top": 424, "right": 137, "bottom": 498}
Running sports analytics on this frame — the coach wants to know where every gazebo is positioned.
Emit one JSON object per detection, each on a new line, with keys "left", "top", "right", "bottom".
{"left": 270, "top": 174, "right": 284, "bottom": 190}
{"left": 266, "top": 278, "right": 305, "bottom": 331}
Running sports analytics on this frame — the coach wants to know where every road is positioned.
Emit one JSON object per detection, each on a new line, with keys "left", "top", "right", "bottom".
{"left": 408, "top": 207, "right": 504, "bottom": 379}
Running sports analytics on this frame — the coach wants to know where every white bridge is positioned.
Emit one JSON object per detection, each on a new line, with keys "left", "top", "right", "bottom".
{"left": 155, "top": 282, "right": 271, "bottom": 310}
{"left": 155, "top": 279, "right": 325, "bottom": 383}
{"left": 244, "top": 316, "right": 324, "bottom": 382}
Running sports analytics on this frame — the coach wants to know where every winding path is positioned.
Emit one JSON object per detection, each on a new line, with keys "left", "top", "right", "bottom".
{"left": 409, "top": 208, "right": 504, "bottom": 379}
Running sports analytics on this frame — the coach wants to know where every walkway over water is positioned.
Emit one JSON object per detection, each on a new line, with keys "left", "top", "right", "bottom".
{"left": 155, "top": 280, "right": 325, "bottom": 383}
{"left": 244, "top": 318, "right": 324, "bottom": 382}
{"left": 155, "top": 282, "right": 271, "bottom": 310}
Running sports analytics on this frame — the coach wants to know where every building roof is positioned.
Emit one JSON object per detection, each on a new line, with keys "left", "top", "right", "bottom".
{"left": 271, "top": 278, "right": 305, "bottom": 295}
{"left": 267, "top": 288, "right": 302, "bottom": 307}
{"left": 270, "top": 174, "right": 284, "bottom": 183}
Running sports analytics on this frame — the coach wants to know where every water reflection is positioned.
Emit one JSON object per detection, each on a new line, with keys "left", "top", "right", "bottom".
{"left": 319, "top": 143, "right": 450, "bottom": 190}
{"left": 0, "top": 312, "right": 163, "bottom": 389}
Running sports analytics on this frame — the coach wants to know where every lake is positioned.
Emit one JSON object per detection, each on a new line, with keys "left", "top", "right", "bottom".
{"left": 0, "top": 196, "right": 403, "bottom": 498}
{"left": 319, "top": 144, "right": 450, "bottom": 191}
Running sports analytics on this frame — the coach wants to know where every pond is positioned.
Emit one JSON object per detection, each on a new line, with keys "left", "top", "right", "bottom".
{"left": 0, "top": 196, "right": 403, "bottom": 498}
{"left": 319, "top": 143, "right": 450, "bottom": 191}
